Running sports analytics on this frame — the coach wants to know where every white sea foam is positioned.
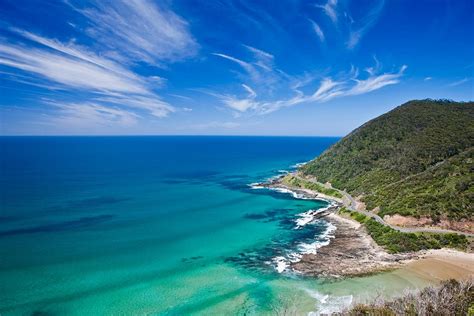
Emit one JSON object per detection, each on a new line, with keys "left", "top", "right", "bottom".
{"left": 272, "top": 256, "right": 290, "bottom": 273}
{"left": 296, "top": 222, "right": 337, "bottom": 255}
{"left": 252, "top": 163, "right": 338, "bottom": 274}
{"left": 271, "top": 187, "right": 311, "bottom": 200}
{"left": 271, "top": 221, "right": 337, "bottom": 273}
{"left": 294, "top": 205, "right": 334, "bottom": 229}
{"left": 290, "top": 162, "right": 307, "bottom": 169}
{"left": 248, "top": 182, "right": 264, "bottom": 189}
{"left": 305, "top": 288, "right": 353, "bottom": 316}
{"left": 295, "top": 211, "right": 317, "bottom": 228}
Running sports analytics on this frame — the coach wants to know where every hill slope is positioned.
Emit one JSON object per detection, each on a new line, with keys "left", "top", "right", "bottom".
{"left": 301, "top": 99, "right": 474, "bottom": 223}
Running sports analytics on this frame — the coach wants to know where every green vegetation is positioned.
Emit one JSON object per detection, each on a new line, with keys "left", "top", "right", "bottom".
{"left": 339, "top": 279, "right": 474, "bottom": 316}
{"left": 302, "top": 99, "right": 474, "bottom": 222}
{"left": 281, "top": 174, "right": 343, "bottom": 198}
{"left": 339, "top": 208, "right": 468, "bottom": 253}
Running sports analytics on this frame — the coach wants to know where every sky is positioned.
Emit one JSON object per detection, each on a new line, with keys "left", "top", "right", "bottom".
{"left": 0, "top": 0, "right": 473, "bottom": 136}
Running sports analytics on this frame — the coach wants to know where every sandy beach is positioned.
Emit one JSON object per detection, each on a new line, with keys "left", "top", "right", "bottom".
{"left": 394, "top": 249, "right": 474, "bottom": 282}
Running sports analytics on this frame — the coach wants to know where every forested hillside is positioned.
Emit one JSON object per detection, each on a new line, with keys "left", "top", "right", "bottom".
{"left": 302, "top": 99, "right": 474, "bottom": 221}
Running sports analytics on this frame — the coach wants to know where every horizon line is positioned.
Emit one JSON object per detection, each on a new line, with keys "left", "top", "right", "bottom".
{"left": 0, "top": 134, "right": 344, "bottom": 138}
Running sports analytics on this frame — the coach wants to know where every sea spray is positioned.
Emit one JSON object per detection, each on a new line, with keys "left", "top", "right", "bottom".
{"left": 248, "top": 169, "right": 338, "bottom": 274}
{"left": 304, "top": 288, "right": 353, "bottom": 316}
{"left": 270, "top": 220, "right": 337, "bottom": 273}
{"left": 294, "top": 205, "right": 334, "bottom": 229}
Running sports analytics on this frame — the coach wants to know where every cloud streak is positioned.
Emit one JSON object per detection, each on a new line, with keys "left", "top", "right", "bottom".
{"left": 315, "top": 0, "right": 338, "bottom": 24}
{"left": 447, "top": 78, "right": 469, "bottom": 87}
{"left": 309, "top": 19, "right": 325, "bottom": 42}
{"left": 46, "top": 101, "right": 139, "bottom": 127}
{"left": 0, "top": 30, "right": 175, "bottom": 121}
{"left": 73, "top": 0, "right": 198, "bottom": 65}
{"left": 313, "top": 0, "right": 385, "bottom": 50}
{"left": 346, "top": 0, "right": 385, "bottom": 49}
{"left": 0, "top": 0, "right": 200, "bottom": 130}
{"left": 209, "top": 51, "right": 406, "bottom": 115}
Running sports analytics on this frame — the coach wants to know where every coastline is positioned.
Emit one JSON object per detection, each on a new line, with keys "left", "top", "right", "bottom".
{"left": 292, "top": 212, "right": 412, "bottom": 278}
{"left": 253, "top": 172, "right": 474, "bottom": 280}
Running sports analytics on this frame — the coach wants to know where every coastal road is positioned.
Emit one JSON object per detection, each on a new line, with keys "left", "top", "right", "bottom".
{"left": 294, "top": 174, "right": 474, "bottom": 237}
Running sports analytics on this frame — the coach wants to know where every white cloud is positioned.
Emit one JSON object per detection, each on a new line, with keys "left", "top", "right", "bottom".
{"left": 348, "top": 65, "right": 406, "bottom": 95}
{"left": 309, "top": 19, "right": 325, "bottom": 42}
{"left": 212, "top": 53, "right": 261, "bottom": 82}
{"left": 0, "top": 43, "right": 147, "bottom": 94}
{"left": 168, "top": 94, "right": 193, "bottom": 101}
{"left": 47, "top": 101, "right": 139, "bottom": 127}
{"left": 346, "top": 0, "right": 385, "bottom": 49}
{"left": 208, "top": 57, "right": 406, "bottom": 115}
{"left": 213, "top": 46, "right": 286, "bottom": 96}
{"left": 74, "top": 0, "right": 198, "bottom": 65}
{"left": 95, "top": 95, "right": 175, "bottom": 118}
{"left": 424, "top": 77, "right": 432, "bottom": 81}
{"left": 192, "top": 121, "right": 241, "bottom": 130}
{"left": 313, "top": 0, "right": 384, "bottom": 49}
{"left": 447, "top": 78, "right": 469, "bottom": 87}
{"left": 364, "top": 56, "right": 381, "bottom": 76}
{"left": 242, "top": 84, "right": 257, "bottom": 98}
{"left": 0, "top": 31, "right": 175, "bottom": 120}
{"left": 346, "top": 31, "right": 362, "bottom": 49}
{"left": 315, "top": 0, "right": 338, "bottom": 24}
{"left": 243, "top": 45, "right": 274, "bottom": 71}
{"left": 221, "top": 95, "right": 258, "bottom": 112}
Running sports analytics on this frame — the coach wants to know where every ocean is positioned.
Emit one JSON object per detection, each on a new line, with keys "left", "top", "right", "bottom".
{"left": 0, "top": 136, "right": 435, "bottom": 315}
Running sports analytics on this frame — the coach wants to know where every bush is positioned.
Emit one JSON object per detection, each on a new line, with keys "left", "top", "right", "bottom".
{"left": 339, "top": 279, "right": 474, "bottom": 316}
{"left": 338, "top": 209, "right": 468, "bottom": 253}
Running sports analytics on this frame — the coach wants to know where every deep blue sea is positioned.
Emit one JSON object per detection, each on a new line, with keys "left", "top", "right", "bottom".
{"left": 0, "top": 136, "right": 434, "bottom": 315}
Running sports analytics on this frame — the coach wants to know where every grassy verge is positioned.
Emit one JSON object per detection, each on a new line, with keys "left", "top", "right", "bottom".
{"left": 338, "top": 208, "right": 469, "bottom": 253}
{"left": 281, "top": 174, "right": 343, "bottom": 199}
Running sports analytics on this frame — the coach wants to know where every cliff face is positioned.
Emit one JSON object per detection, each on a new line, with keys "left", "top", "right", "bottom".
{"left": 302, "top": 99, "right": 474, "bottom": 221}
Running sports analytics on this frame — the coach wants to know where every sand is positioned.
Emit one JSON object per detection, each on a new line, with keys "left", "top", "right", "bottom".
{"left": 394, "top": 249, "right": 474, "bottom": 282}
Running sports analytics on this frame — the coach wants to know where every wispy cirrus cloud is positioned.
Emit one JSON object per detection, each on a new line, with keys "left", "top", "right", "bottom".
{"left": 447, "top": 78, "right": 469, "bottom": 87}
{"left": 312, "top": 0, "right": 384, "bottom": 49}
{"left": 315, "top": 0, "right": 338, "bottom": 24}
{"left": 0, "top": 30, "right": 176, "bottom": 121}
{"left": 346, "top": 0, "right": 385, "bottom": 49}
{"left": 0, "top": 0, "right": 199, "bottom": 129}
{"left": 95, "top": 95, "right": 175, "bottom": 118}
{"left": 70, "top": 0, "right": 198, "bottom": 65}
{"left": 213, "top": 45, "right": 284, "bottom": 93}
{"left": 347, "top": 65, "right": 406, "bottom": 96}
{"left": 45, "top": 101, "right": 139, "bottom": 127}
{"left": 190, "top": 121, "right": 241, "bottom": 130}
{"left": 309, "top": 19, "right": 325, "bottom": 42}
{"left": 242, "top": 84, "right": 257, "bottom": 98}
{"left": 212, "top": 53, "right": 261, "bottom": 83}
{"left": 208, "top": 49, "right": 406, "bottom": 115}
{"left": 0, "top": 39, "right": 147, "bottom": 94}
{"left": 200, "top": 84, "right": 259, "bottom": 113}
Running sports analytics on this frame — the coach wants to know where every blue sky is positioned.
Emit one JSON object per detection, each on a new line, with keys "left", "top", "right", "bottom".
{"left": 0, "top": 0, "right": 473, "bottom": 136}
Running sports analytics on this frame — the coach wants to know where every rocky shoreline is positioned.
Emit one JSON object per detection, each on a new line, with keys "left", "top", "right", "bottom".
{"left": 258, "top": 174, "right": 344, "bottom": 203}
{"left": 257, "top": 175, "right": 416, "bottom": 278}
{"left": 292, "top": 213, "right": 413, "bottom": 278}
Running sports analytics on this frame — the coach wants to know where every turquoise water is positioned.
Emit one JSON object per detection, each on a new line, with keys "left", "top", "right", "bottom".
{"left": 0, "top": 137, "right": 435, "bottom": 315}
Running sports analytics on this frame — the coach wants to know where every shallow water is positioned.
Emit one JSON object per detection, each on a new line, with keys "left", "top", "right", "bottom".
{"left": 0, "top": 136, "right": 439, "bottom": 315}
